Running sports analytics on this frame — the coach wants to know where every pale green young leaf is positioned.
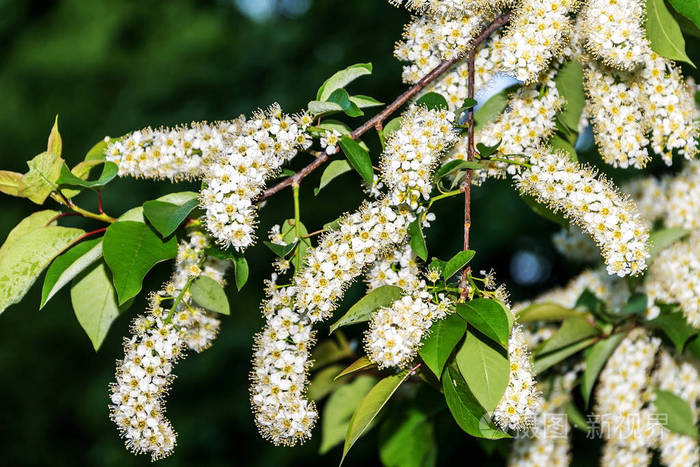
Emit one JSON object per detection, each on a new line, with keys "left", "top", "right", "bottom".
{"left": 41, "top": 238, "right": 103, "bottom": 308}
{"left": 335, "top": 356, "right": 376, "bottom": 381}
{"left": 70, "top": 261, "right": 124, "bottom": 351}
{"left": 0, "top": 224, "right": 84, "bottom": 314}
{"left": 19, "top": 151, "right": 64, "bottom": 204}
{"left": 190, "top": 275, "right": 230, "bottom": 315}
{"left": 0, "top": 170, "right": 22, "bottom": 197}
{"left": 456, "top": 330, "right": 509, "bottom": 413}
{"left": 516, "top": 302, "right": 580, "bottom": 322}
{"left": 315, "top": 160, "right": 352, "bottom": 195}
{"left": 317, "top": 62, "right": 373, "bottom": 101}
{"left": 319, "top": 375, "right": 377, "bottom": 454}
{"left": 341, "top": 370, "right": 412, "bottom": 464}
{"left": 349, "top": 95, "right": 384, "bottom": 108}
{"left": 329, "top": 285, "right": 403, "bottom": 333}
{"left": 47, "top": 115, "right": 62, "bottom": 157}
{"left": 0, "top": 210, "right": 60, "bottom": 258}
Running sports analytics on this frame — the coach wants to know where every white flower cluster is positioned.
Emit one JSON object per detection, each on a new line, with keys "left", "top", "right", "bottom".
{"left": 508, "top": 369, "right": 579, "bottom": 467}
{"left": 381, "top": 106, "right": 457, "bottom": 208}
{"left": 201, "top": 104, "right": 312, "bottom": 250}
{"left": 105, "top": 121, "right": 237, "bottom": 180}
{"left": 583, "top": 59, "right": 650, "bottom": 168}
{"left": 109, "top": 229, "right": 229, "bottom": 460}
{"left": 365, "top": 293, "right": 449, "bottom": 368}
{"left": 446, "top": 68, "right": 563, "bottom": 184}
{"left": 250, "top": 104, "right": 456, "bottom": 446}
{"left": 663, "top": 158, "right": 700, "bottom": 230}
{"left": 493, "top": 324, "right": 543, "bottom": 432}
{"left": 652, "top": 350, "right": 700, "bottom": 467}
{"left": 499, "top": 0, "right": 577, "bottom": 83}
{"left": 552, "top": 227, "right": 600, "bottom": 262}
{"left": 622, "top": 177, "right": 667, "bottom": 229}
{"left": 595, "top": 329, "right": 661, "bottom": 463}
{"left": 365, "top": 244, "right": 422, "bottom": 291}
{"left": 515, "top": 148, "right": 649, "bottom": 277}
{"left": 645, "top": 232, "right": 700, "bottom": 327}
{"left": 580, "top": 0, "right": 648, "bottom": 70}
{"left": 389, "top": 0, "right": 477, "bottom": 17}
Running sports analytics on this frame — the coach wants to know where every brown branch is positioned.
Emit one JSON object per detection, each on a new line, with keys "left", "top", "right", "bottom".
{"left": 258, "top": 12, "right": 512, "bottom": 202}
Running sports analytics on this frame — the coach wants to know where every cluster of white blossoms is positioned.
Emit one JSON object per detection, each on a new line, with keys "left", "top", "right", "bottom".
{"left": 508, "top": 368, "right": 579, "bottom": 467}
{"left": 499, "top": 0, "right": 577, "bottom": 83}
{"left": 579, "top": 0, "right": 648, "bottom": 70}
{"left": 201, "top": 104, "right": 312, "bottom": 250}
{"left": 250, "top": 105, "right": 457, "bottom": 446}
{"left": 583, "top": 60, "right": 650, "bottom": 168}
{"left": 621, "top": 177, "right": 667, "bottom": 229}
{"left": 381, "top": 106, "right": 457, "bottom": 208}
{"left": 109, "top": 229, "right": 229, "bottom": 460}
{"left": 595, "top": 329, "right": 662, "bottom": 465}
{"left": 492, "top": 324, "right": 543, "bottom": 432}
{"left": 106, "top": 121, "right": 237, "bottom": 180}
{"left": 645, "top": 232, "right": 700, "bottom": 327}
{"left": 515, "top": 148, "right": 649, "bottom": 277}
{"left": 389, "top": 0, "right": 477, "bottom": 17}
{"left": 365, "top": 244, "right": 422, "bottom": 291}
{"left": 663, "top": 160, "right": 700, "bottom": 230}
{"left": 652, "top": 350, "right": 700, "bottom": 467}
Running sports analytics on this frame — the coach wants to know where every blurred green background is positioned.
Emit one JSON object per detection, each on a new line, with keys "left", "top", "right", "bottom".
{"left": 0, "top": 1, "right": 698, "bottom": 466}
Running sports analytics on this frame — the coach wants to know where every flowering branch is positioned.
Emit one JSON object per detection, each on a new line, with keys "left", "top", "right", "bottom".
{"left": 259, "top": 12, "right": 512, "bottom": 202}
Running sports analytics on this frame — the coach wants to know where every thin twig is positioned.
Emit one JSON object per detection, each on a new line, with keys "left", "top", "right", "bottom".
{"left": 258, "top": 13, "right": 512, "bottom": 202}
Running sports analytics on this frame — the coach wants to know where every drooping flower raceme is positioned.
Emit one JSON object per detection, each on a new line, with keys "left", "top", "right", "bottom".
{"left": 515, "top": 148, "right": 649, "bottom": 277}
{"left": 250, "top": 105, "right": 457, "bottom": 446}
{"left": 492, "top": 324, "right": 543, "bottom": 432}
{"left": 583, "top": 58, "right": 650, "bottom": 168}
{"left": 365, "top": 244, "right": 422, "bottom": 291}
{"left": 201, "top": 104, "right": 312, "bottom": 250}
{"left": 106, "top": 120, "right": 238, "bottom": 180}
{"left": 580, "top": 0, "right": 649, "bottom": 70}
{"left": 109, "top": 229, "right": 229, "bottom": 460}
{"left": 645, "top": 232, "right": 700, "bottom": 328}
{"left": 652, "top": 350, "right": 700, "bottom": 467}
{"left": 499, "top": 0, "right": 578, "bottom": 83}
{"left": 595, "top": 329, "right": 661, "bottom": 464}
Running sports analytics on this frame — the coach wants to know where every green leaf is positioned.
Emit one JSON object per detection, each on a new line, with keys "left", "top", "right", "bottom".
{"left": 41, "top": 238, "right": 103, "bottom": 308}
{"left": 19, "top": 151, "right": 64, "bottom": 204}
{"left": 549, "top": 134, "right": 578, "bottom": 162}
{"left": 654, "top": 388, "right": 699, "bottom": 438}
{"left": 408, "top": 219, "right": 428, "bottom": 261}
{"left": 442, "top": 366, "right": 510, "bottom": 439}
{"left": 143, "top": 198, "right": 199, "bottom": 237}
{"left": 317, "top": 63, "right": 373, "bottom": 101}
{"left": 415, "top": 92, "right": 449, "bottom": 111}
{"left": 456, "top": 330, "right": 509, "bottom": 413}
{"left": 456, "top": 299, "right": 510, "bottom": 347}
{"left": 476, "top": 141, "right": 501, "bottom": 158}
{"left": 341, "top": 370, "right": 413, "bottom": 464}
{"left": 565, "top": 402, "right": 590, "bottom": 433}
{"left": 339, "top": 135, "right": 374, "bottom": 184}
{"left": 0, "top": 222, "right": 84, "bottom": 315}
{"left": 533, "top": 337, "right": 597, "bottom": 374}
{"left": 521, "top": 194, "right": 570, "bottom": 228}
{"left": 349, "top": 95, "right": 384, "bottom": 108}
{"left": 56, "top": 161, "right": 118, "bottom": 189}
{"left": 315, "top": 160, "right": 352, "bottom": 195}
{"left": 309, "top": 364, "right": 345, "bottom": 401}
{"left": 443, "top": 250, "right": 475, "bottom": 280}
{"left": 330, "top": 285, "right": 403, "bottom": 333}
{"left": 319, "top": 375, "right": 377, "bottom": 455}
{"left": 0, "top": 170, "right": 23, "bottom": 197}
{"left": 648, "top": 310, "right": 698, "bottom": 351}
{"left": 379, "top": 406, "right": 437, "bottom": 467}
{"left": 382, "top": 117, "right": 403, "bottom": 140}
{"left": 554, "top": 60, "right": 585, "bottom": 132}
{"left": 454, "top": 97, "right": 479, "bottom": 116}
{"left": 327, "top": 88, "right": 364, "bottom": 117}
{"left": 335, "top": 356, "right": 376, "bottom": 381}
{"left": 517, "top": 302, "right": 580, "bottom": 322}
{"left": 433, "top": 159, "right": 483, "bottom": 183}
{"left": 616, "top": 293, "right": 647, "bottom": 318}
{"left": 231, "top": 254, "right": 249, "bottom": 291}
{"left": 103, "top": 221, "right": 178, "bottom": 304}
{"left": 645, "top": 0, "right": 695, "bottom": 66}
{"left": 47, "top": 115, "right": 62, "bottom": 157}
{"left": 264, "top": 240, "right": 297, "bottom": 258}
{"left": 118, "top": 191, "right": 200, "bottom": 223}
{"left": 70, "top": 261, "right": 124, "bottom": 351}
{"left": 474, "top": 86, "right": 518, "bottom": 132}
{"left": 536, "top": 316, "right": 600, "bottom": 355}
{"left": 419, "top": 313, "right": 467, "bottom": 378}
{"left": 674, "top": 7, "right": 700, "bottom": 37}
{"left": 649, "top": 227, "right": 690, "bottom": 259}
{"left": 84, "top": 137, "right": 114, "bottom": 161}
{"left": 0, "top": 211, "right": 60, "bottom": 257}
{"left": 280, "top": 218, "right": 310, "bottom": 272}
{"left": 190, "top": 275, "right": 230, "bottom": 315}
{"left": 312, "top": 336, "right": 354, "bottom": 370}
{"left": 581, "top": 333, "right": 625, "bottom": 407}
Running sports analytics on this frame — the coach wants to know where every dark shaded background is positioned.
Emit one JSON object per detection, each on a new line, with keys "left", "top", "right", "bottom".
{"left": 0, "top": 1, "right": 697, "bottom": 465}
